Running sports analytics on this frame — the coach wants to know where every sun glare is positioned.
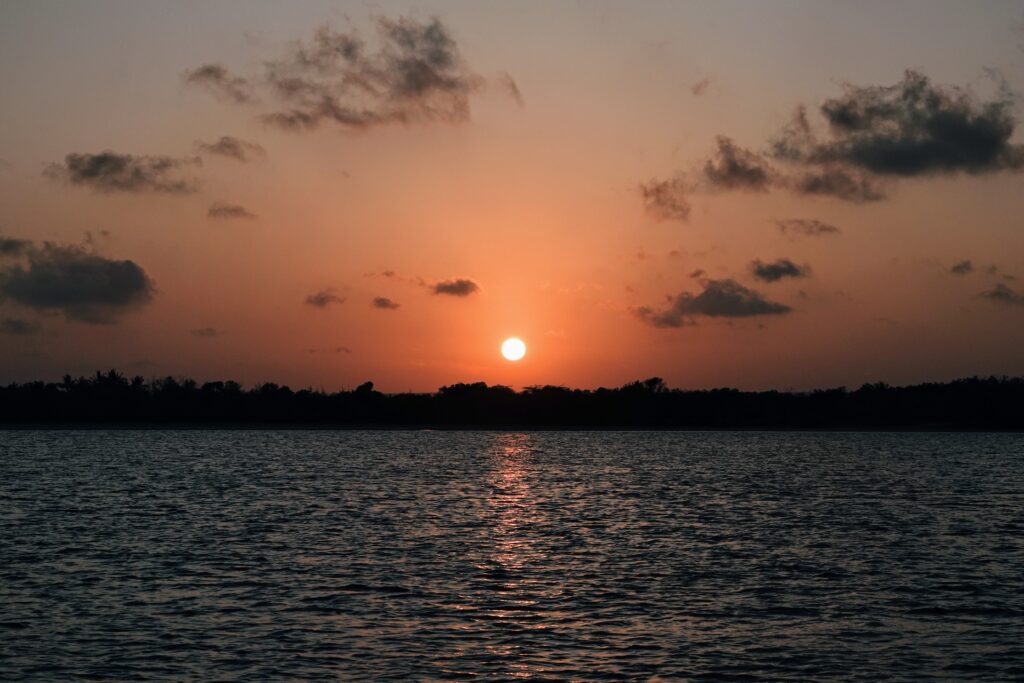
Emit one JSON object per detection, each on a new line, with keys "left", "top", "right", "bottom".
{"left": 501, "top": 337, "right": 526, "bottom": 361}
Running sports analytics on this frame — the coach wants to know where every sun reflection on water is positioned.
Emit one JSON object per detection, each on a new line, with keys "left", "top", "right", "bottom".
{"left": 489, "top": 433, "right": 542, "bottom": 574}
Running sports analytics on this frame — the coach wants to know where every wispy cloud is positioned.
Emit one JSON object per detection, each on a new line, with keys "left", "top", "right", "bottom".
{"left": 776, "top": 218, "right": 842, "bottom": 238}
{"left": 980, "top": 283, "right": 1024, "bottom": 306}
{"left": 185, "top": 17, "right": 503, "bottom": 133}
{"left": 497, "top": 72, "right": 524, "bottom": 107}
{"left": 950, "top": 259, "right": 974, "bottom": 276}
{"left": 183, "top": 64, "right": 255, "bottom": 104}
{"left": 194, "top": 136, "right": 265, "bottom": 162}
{"left": 305, "top": 289, "right": 345, "bottom": 308}
{"left": 208, "top": 202, "right": 256, "bottom": 220}
{"left": 639, "top": 177, "right": 690, "bottom": 222}
{"left": 45, "top": 152, "right": 201, "bottom": 194}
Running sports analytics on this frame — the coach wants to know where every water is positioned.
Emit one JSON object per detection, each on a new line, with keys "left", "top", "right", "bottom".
{"left": 1, "top": 431, "right": 1023, "bottom": 680}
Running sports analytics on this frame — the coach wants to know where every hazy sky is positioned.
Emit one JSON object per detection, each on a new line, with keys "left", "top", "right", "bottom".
{"left": 2, "top": 0, "right": 1024, "bottom": 391}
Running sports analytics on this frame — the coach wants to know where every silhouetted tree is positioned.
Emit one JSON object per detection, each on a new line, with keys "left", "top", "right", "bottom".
{"left": 1, "top": 372, "right": 1022, "bottom": 428}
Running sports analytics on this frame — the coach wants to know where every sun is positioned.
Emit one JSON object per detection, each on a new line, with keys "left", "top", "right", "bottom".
{"left": 501, "top": 337, "right": 526, "bottom": 361}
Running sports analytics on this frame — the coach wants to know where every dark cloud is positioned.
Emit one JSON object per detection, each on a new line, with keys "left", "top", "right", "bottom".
{"left": 0, "top": 238, "right": 32, "bottom": 256}
{"left": 195, "top": 136, "right": 265, "bottom": 162}
{"left": 702, "top": 136, "right": 774, "bottom": 191}
{"left": 433, "top": 278, "right": 479, "bottom": 296}
{"left": 305, "top": 289, "right": 345, "bottom": 308}
{"left": 0, "top": 239, "right": 154, "bottom": 323}
{"left": 791, "top": 166, "right": 885, "bottom": 202}
{"left": 775, "top": 70, "right": 1024, "bottom": 177}
{"left": 497, "top": 72, "right": 524, "bottom": 107}
{"left": 45, "top": 152, "right": 200, "bottom": 194}
{"left": 691, "top": 78, "right": 711, "bottom": 97}
{"left": 641, "top": 70, "right": 1022, "bottom": 218}
{"left": 182, "top": 64, "right": 255, "bottom": 104}
{"left": 191, "top": 327, "right": 218, "bottom": 338}
{"left": 372, "top": 296, "right": 400, "bottom": 309}
{"left": 237, "top": 17, "right": 483, "bottom": 131}
{"left": 0, "top": 318, "right": 41, "bottom": 335}
{"left": 636, "top": 278, "right": 791, "bottom": 327}
{"left": 751, "top": 258, "right": 810, "bottom": 282}
{"left": 980, "top": 283, "right": 1024, "bottom": 306}
{"left": 950, "top": 259, "right": 974, "bottom": 275}
{"left": 639, "top": 134, "right": 876, "bottom": 220}
{"left": 776, "top": 218, "right": 842, "bottom": 237}
{"left": 639, "top": 177, "right": 690, "bottom": 222}
{"left": 208, "top": 202, "right": 256, "bottom": 220}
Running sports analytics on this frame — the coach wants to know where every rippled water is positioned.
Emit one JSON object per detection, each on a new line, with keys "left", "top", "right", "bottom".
{"left": 2, "top": 430, "right": 1023, "bottom": 680}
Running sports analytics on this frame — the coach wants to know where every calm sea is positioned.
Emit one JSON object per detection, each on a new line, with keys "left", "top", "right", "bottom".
{"left": 2, "top": 430, "right": 1023, "bottom": 680}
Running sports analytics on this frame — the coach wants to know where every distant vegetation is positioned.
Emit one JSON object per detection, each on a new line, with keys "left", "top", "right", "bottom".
{"left": 1, "top": 372, "right": 1022, "bottom": 429}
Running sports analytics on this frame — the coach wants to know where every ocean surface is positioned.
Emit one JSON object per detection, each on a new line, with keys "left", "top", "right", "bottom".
{"left": 1, "top": 430, "right": 1023, "bottom": 680}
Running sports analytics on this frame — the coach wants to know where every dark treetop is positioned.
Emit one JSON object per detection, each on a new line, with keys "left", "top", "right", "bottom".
{"left": 1, "top": 372, "right": 1022, "bottom": 428}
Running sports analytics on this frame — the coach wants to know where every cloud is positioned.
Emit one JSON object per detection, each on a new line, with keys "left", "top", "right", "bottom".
{"left": 950, "top": 259, "right": 974, "bottom": 275}
{"left": 45, "top": 152, "right": 200, "bottom": 194}
{"left": 306, "top": 345, "right": 352, "bottom": 354}
{"left": 790, "top": 166, "right": 886, "bottom": 202}
{"left": 702, "top": 136, "right": 774, "bottom": 191}
{"left": 497, "top": 72, "right": 524, "bottom": 107}
{"left": 980, "top": 283, "right": 1024, "bottom": 306}
{"left": 187, "top": 17, "right": 487, "bottom": 133}
{"left": 0, "top": 238, "right": 32, "bottom": 256}
{"left": 182, "top": 64, "right": 255, "bottom": 103}
{"left": 372, "top": 296, "right": 400, "bottom": 309}
{"left": 208, "top": 202, "right": 256, "bottom": 220}
{"left": 691, "top": 78, "right": 711, "bottom": 97}
{"left": 0, "top": 238, "right": 154, "bottom": 323}
{"left": 776, "top": 218, "right": 842, "bottom": 237}
{"left": 751, "top": 258, "right": 810, "bottom": 282}
{"left": 774, "top": 70, "right": 1024, "bottom": 177}
{"left": 191, "top": 327, "right": 218, "bottom": 338}
{"left": 639, "top": 177, "right": 691, "bottom": 222}
{"left": 433, "top": 278, "right": 479, "bottom": 296}
{"left": 636, "top": 278, "right": 791, "bottom": 327}
{"left": 195, "top": 136, "right": 265, "bottom": 162}
{"left": 642, "top": 70, "right": 1022, "bottom": 218}
{"left": 305, "top": 289, "right": 345, "bottom": 308}
{"left": 0, "top": 318, "right": 41, "bottom": 335}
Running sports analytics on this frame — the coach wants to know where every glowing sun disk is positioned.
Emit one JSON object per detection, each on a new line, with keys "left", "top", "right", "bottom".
{"left": 501, "top": 337, "right": 526, "bottom": 361}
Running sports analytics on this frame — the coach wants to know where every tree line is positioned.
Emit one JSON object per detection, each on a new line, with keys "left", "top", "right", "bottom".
{"left": 0, "top": 371, "right": 1022, "bottom": 428}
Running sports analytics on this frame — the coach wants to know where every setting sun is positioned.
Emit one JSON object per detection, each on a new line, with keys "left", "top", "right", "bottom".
{"left": 501, "top": 337, "right": 526, "bottom": 361}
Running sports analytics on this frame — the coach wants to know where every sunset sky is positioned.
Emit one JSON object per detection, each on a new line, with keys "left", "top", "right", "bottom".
{"left": 2, "top": 0, "right": 1024, "bottom": 391}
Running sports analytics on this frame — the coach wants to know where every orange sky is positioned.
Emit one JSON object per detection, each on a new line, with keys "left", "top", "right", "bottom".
{"left": 1, "top": 1, "right": 1023, "bottom": 391}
